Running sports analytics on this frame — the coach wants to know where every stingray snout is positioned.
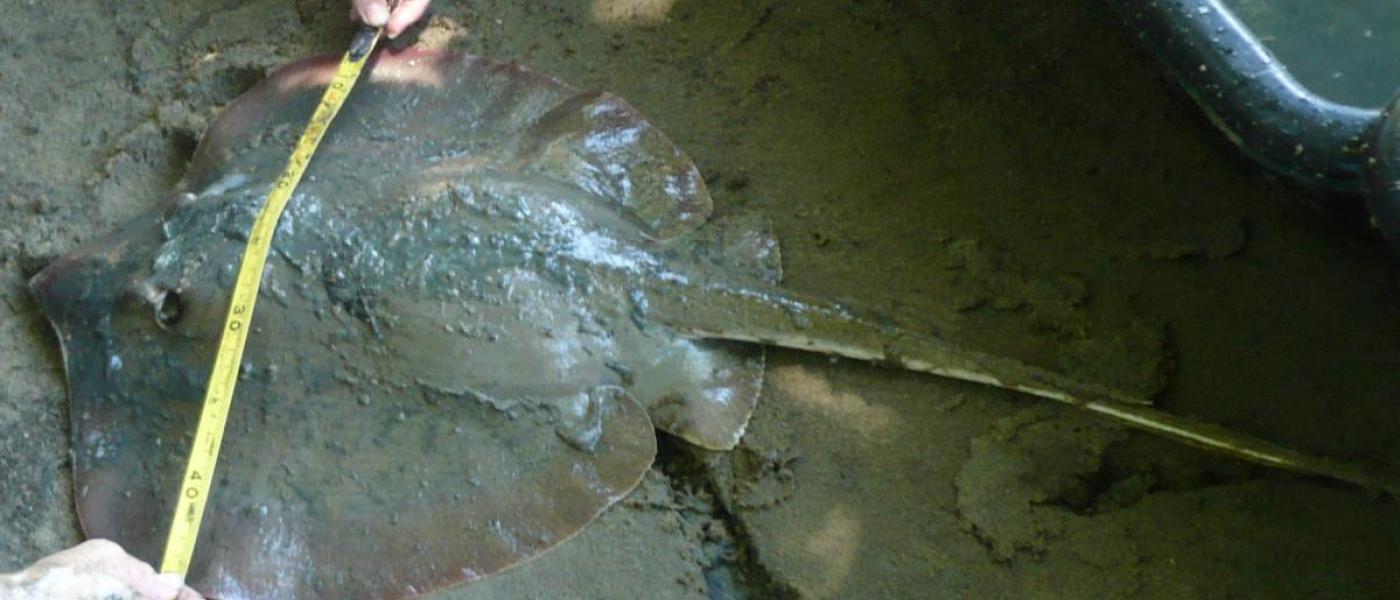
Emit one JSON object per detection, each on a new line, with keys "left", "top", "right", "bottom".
{"left": 28, "top": 249, "right": 177, "bottom": 334}
{"left": 28, "top": 252, "right": 107, "bottom": 328}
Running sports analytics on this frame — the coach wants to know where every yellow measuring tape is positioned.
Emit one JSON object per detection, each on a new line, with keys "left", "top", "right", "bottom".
{"left": 160, "top": 27, "right": 384, "bottom": 576}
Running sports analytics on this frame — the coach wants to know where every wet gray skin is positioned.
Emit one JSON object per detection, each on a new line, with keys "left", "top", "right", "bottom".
{"left": 32, "top": 49, "right": 1325, "bottom": 599}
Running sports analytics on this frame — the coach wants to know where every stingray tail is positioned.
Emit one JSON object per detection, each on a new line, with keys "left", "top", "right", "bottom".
{"left": 644, "top": 281, "right": 1400, "bottom": 496}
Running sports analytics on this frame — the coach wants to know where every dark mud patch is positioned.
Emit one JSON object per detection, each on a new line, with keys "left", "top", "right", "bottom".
{"left": 654, "top": 435, "right": 800, "bottom": 600}
{"left": 952, "top": 407, "right": 1261, "bottom": 563}
{"left": 0, "top": 271, "right": 79, "bottom": 568}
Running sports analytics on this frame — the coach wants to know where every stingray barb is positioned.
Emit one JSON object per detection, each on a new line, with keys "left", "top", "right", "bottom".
{"left": 28, "top": 48, "right": 1400, "bottom": 599}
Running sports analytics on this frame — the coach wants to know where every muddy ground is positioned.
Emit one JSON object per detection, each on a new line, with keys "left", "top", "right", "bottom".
{"left": 3, "top": 0, "right": 1400, "bottom": 598}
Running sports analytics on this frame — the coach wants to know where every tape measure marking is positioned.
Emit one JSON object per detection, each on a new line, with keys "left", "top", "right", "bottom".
{"left": 159, "top": 28, "right": 383, "bottom": 576}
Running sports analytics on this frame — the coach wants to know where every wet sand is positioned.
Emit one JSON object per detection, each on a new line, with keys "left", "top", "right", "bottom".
{"left": 2, "top": 1, "right": 1398, "bottom": 597}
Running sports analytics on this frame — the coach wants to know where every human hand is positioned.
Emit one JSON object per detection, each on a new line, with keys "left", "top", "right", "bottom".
{"left": 351, "top": 0, "right": 433, "bottom": 39}
{"left": 2, "top": 539, "right": 203, "bottom": 600}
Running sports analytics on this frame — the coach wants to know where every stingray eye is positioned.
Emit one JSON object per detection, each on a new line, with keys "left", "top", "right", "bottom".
{"left": 153, "top": 289, "right": 184, "bottom": 329}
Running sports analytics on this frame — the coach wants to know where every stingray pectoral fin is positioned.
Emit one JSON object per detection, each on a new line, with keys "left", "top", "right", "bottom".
{"left": 70, "top": 339, "right": 657, "bottom": 600}
{"left": 647, "top": 283, "right": 1400, "bottom": 496}
{"left": 213, "top": 383, "right": 654, "bottom": 599}
{"left": 522, "top": 90, "right": 712, "bottom": 240}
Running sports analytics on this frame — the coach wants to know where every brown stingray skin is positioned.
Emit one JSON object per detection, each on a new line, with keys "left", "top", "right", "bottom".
{"left": 28, "top": 48, "right": 783, "bottom": 598}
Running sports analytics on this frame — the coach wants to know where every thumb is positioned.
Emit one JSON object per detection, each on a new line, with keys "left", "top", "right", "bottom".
{"left": 153, "top": 572, "right": 205, "bottom": 600}
{"left": 149, "top": 572, "right": 189, "bottom": 598}
{"left": 351, "top": 0, "right": 390, "bottom": 27}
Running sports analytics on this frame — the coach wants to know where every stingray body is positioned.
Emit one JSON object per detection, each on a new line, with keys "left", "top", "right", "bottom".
{"left": 30, "top": 50, "right": 1395, "bottom": 599}
{"left": 31, "top": 49, "right": 756, "bottom": 598}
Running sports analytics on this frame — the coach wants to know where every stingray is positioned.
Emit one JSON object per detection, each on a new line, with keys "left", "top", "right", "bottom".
{"left": 28, "top": 49, "right": 1397, "bottom": 599}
